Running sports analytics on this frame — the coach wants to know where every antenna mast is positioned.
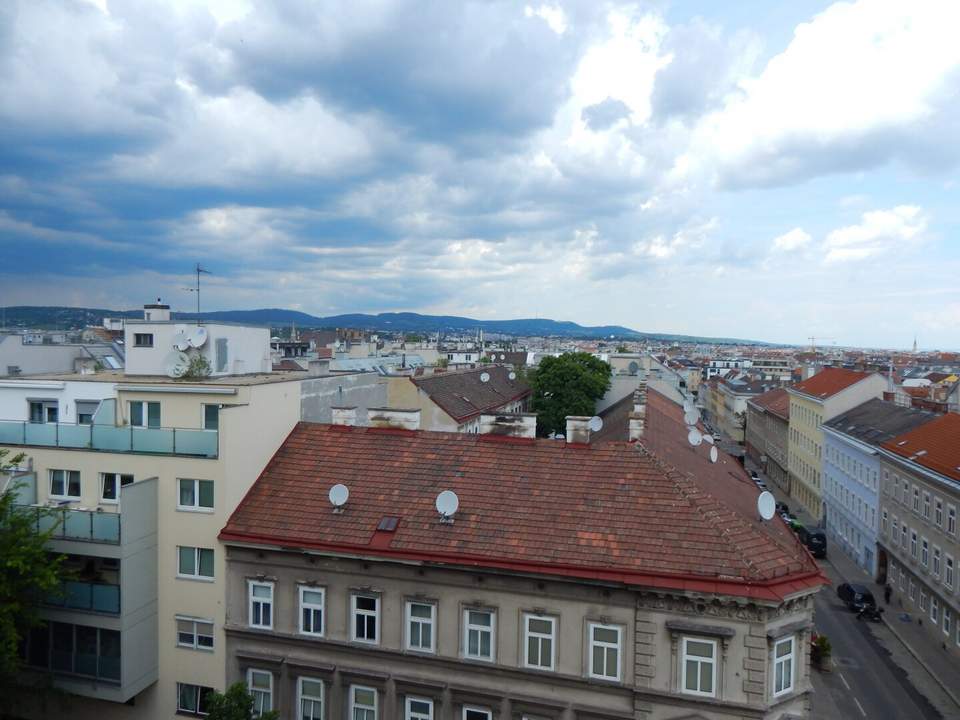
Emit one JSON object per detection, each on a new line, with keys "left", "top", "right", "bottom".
{"left": 194, "top": 263, "right": 211, "bottom": 316}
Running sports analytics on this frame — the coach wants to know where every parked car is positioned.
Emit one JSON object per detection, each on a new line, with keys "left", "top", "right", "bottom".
{"left": 797, "top": 526, "right": 827, "bottom": 558}
{"left": 749, "top": 470, "right": 759, "bottom": 480}
{"left": 837, "top": 582, "right": 877, "bottom": 612}
{"left": 754, "top": 479, "right": 768, "bottom": 490}
{"left": 776, "top": 501, "right": 790, "bottom": 515}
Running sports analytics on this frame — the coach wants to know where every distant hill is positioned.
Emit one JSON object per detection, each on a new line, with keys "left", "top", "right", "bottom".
{"left": 0, "top": 306, "right": 765, "bottom": 344}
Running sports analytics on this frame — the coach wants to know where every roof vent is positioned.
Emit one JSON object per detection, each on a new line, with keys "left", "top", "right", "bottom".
{"left": 329, "top": 483, "right": 349, "bottom": 513}
{"left": 897, "top": 440, "right": 908, "bottom": 446}
{"left": 436, "top": 490, "right": 459, "bottom": 524}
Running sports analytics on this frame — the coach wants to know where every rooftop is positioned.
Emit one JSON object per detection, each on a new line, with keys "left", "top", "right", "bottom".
{"left": 5, "top": 369, "right": 309, "bottom": 387}
{"left": 824, "top": 398, "right": 937, "bottom": 447}
{"left": 882, "top": 412, "right": 960, "bottom": 482}
{"left": 220, "top": 389, "right": 822, "bottom": 601}
{"left": 411, "top": 365, "right": 531, "bottom": 423}
{"left": 748, "top": 387, "right": 791, "bottom": 420}
{"left": 790, "top": 367, "right": 874, "bottom": 401}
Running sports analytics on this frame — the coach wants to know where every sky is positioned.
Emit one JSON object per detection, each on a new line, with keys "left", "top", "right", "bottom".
{"left": 2, "top": 0, "right": 959, "bottom": 349}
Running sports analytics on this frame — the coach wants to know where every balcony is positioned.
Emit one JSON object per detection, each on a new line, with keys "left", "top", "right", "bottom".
{"left": 19, "top": 505, "right": 122, "bottom": 544}
{"left": 0, "top": 420, "right": 217, "bottom": 458}
{"left": 45, "top": 580, "right": 121, "bottom": 614}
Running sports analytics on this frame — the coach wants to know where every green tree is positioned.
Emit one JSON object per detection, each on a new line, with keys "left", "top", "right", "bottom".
{"left": 0, "top": 449, "right": 66, "bottom": 681}
{"left": 616, "top": 344, "right": 628, "bottom": 353}
{"left": 205, "top": 682, "right": 278, "bottom": 720}
{"left": 530, "top": 353, "right": 612, "bottom": 436}
{"left": 184, "top": 353, "right": 212, "bottom": 379}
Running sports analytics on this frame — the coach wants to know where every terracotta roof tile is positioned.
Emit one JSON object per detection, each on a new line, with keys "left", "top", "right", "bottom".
{"left": 790, "top": 367, "right": 874, "bottom": 400}
{"left": 881, "top": 412, "right": 960, "bottom": 482}
{"left": 411, "top": 365, "right": 530, "bottom": 423}
{"left": 748, "top": 387, "right": 790, "bottom": 419}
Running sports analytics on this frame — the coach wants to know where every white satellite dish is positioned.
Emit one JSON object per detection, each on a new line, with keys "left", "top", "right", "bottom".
{"left": 703, "top": 434, "right": 715, "bottom": 445}
{"left": 709, "top": 446, "right": 718, "bottom": 463}
{"left": 508, "top": 371, "right": 517, "bottom": 380}
{"left": 172, "top": 329, "right": 190, "bottom": 352}
{"left": 687, "top": 428, "right": 703, "bottom": 447}
{"left": 187, "top": 325, "right": 208, "bottom": 348}
{"left": 588, "top": 416, "right": 603, "bottom": 432}
{"left": 498, "top": 353, "right": 504, "bottom": 360}
{"left": 683, "top": 408, "right": 699, "bottom": 426}
{"left": 683, "top": 399, "right": 694, "bottom": 413}
{"left": 163, "top": 350, "right": 190, "bottom": 378}
{"left": 436, "top": 490, "right": 459, "bottom": 520}
{"left": 479, "top": 372, "right": 490, "bottom": 383}
{"left": 329, "top": 483, "right": 349, "bottom": 511}
{"left": 757, "top": 491, "right": 776, "bottom": 521}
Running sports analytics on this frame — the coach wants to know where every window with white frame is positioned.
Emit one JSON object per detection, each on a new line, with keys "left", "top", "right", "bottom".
{"left": 405, "top": 697, "right": 433, "bottom": 720}
{"left": 176, "top": 616, "right": 214, "bottom": 650}
{"left": 133, "top": 333, "right": 154, "bottom": 347}
{"left": 920, "top": 591, "right": 928, "bottom": 611}
{"left": 936, "top": 498, "right": 944, "bottom": 527}
{"left": 902, "top": 523, "right": 908, "bottom": 550}
{"left": 406, "top": 601, "right": 436, "bottom": 653}
{"left": 350, "top": 685, "right": 377, "bottom": 720}
{"left": 773, "top": 636, "right": 795, "bottom": 696}
{"left": 49, "top": 469, "right": 80, "bottom": 499}
{"left": 946, "top": 555, "right": 954, "bottom": 589}
{"left": 681, "top": 637, "right": 717, "bottom": 697}
{"left": 944, "top": 610, "right": 952, "bottom": 637}
{"left": 463, "top": 608, "right": 495, "bottom": 661}
{"left": 922, "top": 538, "right": 929, "bottom": 568}
{"left": 352, "top": 594, "right": 379, "bottom": 643}
{"left": 177, "top": 478, "right": 214, "bottom": 511}
{"left": 913, "top": 487, "right": 920, "bottom": 513}
{"left": 923, "top": 492, "right": 931, "bottom": 520}
{"left": 129, "top": 400, "right": 160, "bottom": 428}
{"left": 909, "top": 579, "right": 916, "bottom": 601}
{"left": 177, "top": 546, "right": 214, "bottom": 580}
{"left": 882, "top": 510, "right": 888, "bottom": 536}
{"left": 29, "top": 399, "right": 58, "bottom": 424}
{"left": 177, "top": 682, "right": 214, "bottom": 716}
{"left": 248, "top": 669, "right": 272, "bottom": 717}
{"left": 100, "top": 472, "right": 133, "bottom": 502}
{"left": 523, "top": 614, "right": 556, "bottom": 671}
{"left": 462, "top": 707, "right": 491, "bottom": 720}
{"left": 299, "top": 586, "right": 325, "bottom": 636}
{"left": 949, "top": 505, "right": 957, "bottom": 536}
{"left": 932, "top": 597, "right": 940, "bottom": 624}
{"left": 588, "top": 622, "right": 621, "bottom": 681}
{"left": 892, "top": 517, "right": 899, "bottom": 545}
{"left": 76, "top": 400, "right": 99, "bottom": 425}
{"left": 248, "top": 581, "right": 273, "bottom": 629}
{"left": 899, "top": 566, "right": 906, "bottom": 590}
{"left": 911, "top": 531, "right": 918, "bottom": 560}
{"left": 934, "top": 547, "right": 941, "bottom": 577}
{"left": 298, "top": 677, "right": 324, "bottom": 720}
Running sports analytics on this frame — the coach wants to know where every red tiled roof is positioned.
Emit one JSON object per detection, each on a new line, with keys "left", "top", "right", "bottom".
{"left": 411, "top": 365, "right": 530, "bottom": 423}
{"left": 272, "top": 359, "right": 304, "bottom": 371}
{"left": 790, "top": 368, "right": 874, "bottom": 400}
{"left": 221, "top": 390, "right": 823, "bottom": 601}
{"left": 748, "top": 387, "right": 790, "bottom": 420}
{"left": 882, "top": 412, "right": 960, "bottom": 482}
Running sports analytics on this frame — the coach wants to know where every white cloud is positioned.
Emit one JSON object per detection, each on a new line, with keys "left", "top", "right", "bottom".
{"left": 824, "top": 205, "right": 927, "bottom": 263}
{"left": 524, "top": 4, "right": 568, "bottom": 35}
{"left": 771, "top": 228, "right": 811, "bottom": 252}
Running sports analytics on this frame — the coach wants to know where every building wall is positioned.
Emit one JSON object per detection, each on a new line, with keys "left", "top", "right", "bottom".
{"left": 0, "top": 378, "right": 117, "bottom": 424}
{"left": 123, "top": 323, "right": 271, "bottom": 377}
{"left": 716, "top": 386, "right": 750, "bottom": 443}
{"left": 299, "top": 373, "right": 388, "bottom": 424}
{"left": 745, "top": 404, "right": 789, "bottom": 496}
{"left": 385, "top": 378, "right": 463, "bottom": 432}
{"left": 0, "top": 335, "right": 90, "bottom": 376}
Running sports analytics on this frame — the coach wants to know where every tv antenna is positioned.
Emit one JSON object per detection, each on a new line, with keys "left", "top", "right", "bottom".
{"left": 183, "top": 263, "right": 212, "bottom": 316}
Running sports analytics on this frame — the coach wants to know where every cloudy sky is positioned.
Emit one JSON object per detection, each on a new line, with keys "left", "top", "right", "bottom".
{"left": 2, "top": 0, "right": 959, "bottom": 348}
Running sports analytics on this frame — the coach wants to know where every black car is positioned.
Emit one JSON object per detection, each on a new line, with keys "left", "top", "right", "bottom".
{"left": 837, "top": 582, "right": 877, "bottom": 612}
{"left": 776, "top": 501, "right": 790, "bottom": 515}
{"left": 797, "top": 526, "right": 827, "bottom": 558}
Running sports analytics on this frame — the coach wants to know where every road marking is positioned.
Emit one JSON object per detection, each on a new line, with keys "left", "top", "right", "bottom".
{"left": 839, "top": 673, "right": 851, "bottom": 690}
{"left": 854, "top": 697, "right": 867, "bottom": 717}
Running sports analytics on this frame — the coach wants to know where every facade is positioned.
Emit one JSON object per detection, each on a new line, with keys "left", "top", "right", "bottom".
{"left": 715, "top": 379, "right": 775, "bottom": 444}
{"left": 745, "top": 388, "right": 790, "bottom": 496}
{"left": 821, "top": 399, "right": 936, "bottom": 577}
{"left": 0, "top": 333, "right": 123, "bottom": 376}
{"left": 786, "top": 369, "right": 887, "bottom": 522}
{"left": 218, "top": 388, "right": 824, "bottom": 720}
{"left": 877, "top": 413, "right": 960, "bottom": 658}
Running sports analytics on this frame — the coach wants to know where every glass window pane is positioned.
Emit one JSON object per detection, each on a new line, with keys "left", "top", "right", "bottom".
{"left": 198, "top": 549, "right": 214, "bottom": 577}
{"left": 179, "top": 547, "right": 196, "bottom": 575}
{"left": 147, "top": 402, "right": 161, "bottom": 428}
{"left": 302, "top": 679, "right": 323, "bottom": 697}
{"left": 684, "top": 660, "right": 697, "bottom": 691}
{"left": 357, "top": 596, "right": 376, "bottom": 611}
{"left": 198, "top": 480, "right": 214, "bottom": 508}
{"left": 204, "top": 404, "right": 219, "bottom": 430}
{"left": 410, "top": 603, "right": 432, "bottom": 618}
{"left": 592, "top": 646, "right": 604, "bottom": 675}
{"left": 527, "top": 636, "right": 538, "bottom": 665}
{"left": 179, "top": 684, "right": 198, "bottom": 713}
{"left": 469, "top": 611, "right": 490, "bottom": 627}
{"left": 700, "top": 663, "right": 713, "bottom": 693}
{"left": 354, "top": 688, "right": 375, "bottom": 705}
{"left": 102, "top": 474, "right": 118, "bottom": 500}
{"left": 528, "top": 618, "right": 551, "bottom": 634}
{"left": 687, "top": 640, "right": 713, "bottom": 658}
{"left": 303, "top": 590, "right": 323, "bottom": 605}
{"left": 179, "top": 480, "right": 195, "bottom": 507}
{"left": 130, "top": 402, "right": 143, "bottom": 427}
{"left": 479, "top": 632, "right": 490, "bottom": 657}
{"left": 594, "top": 627, "right": 617, "bottom": 643}
{"left": 67, "top": 471, "right": 81, "bottom": 496}
{"left": 253, "top": 584, "right": 271, "bottom": 598}
{"left": 251, "top": 671, "right": 271, "bottom": 690}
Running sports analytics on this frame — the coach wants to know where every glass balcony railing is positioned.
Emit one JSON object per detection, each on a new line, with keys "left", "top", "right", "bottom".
{"left": 20, "top": 506, "right": 121, "bottom": 544}
{"left": 45, "top": 581, "right": 121, "bottom": 614}
{"left": 0, "top": 420, "right": 217, "bottom": 457}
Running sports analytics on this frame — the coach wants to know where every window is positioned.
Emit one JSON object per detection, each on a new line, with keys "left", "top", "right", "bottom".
{"left": 406, "top": 602, "right": 435, "bottom": 653}
{"left": 936, "top": 498, "right": 944, "bottom": 527}
{"left": 177, "top": 546, "right": 214, "bottom": 580}
{"left": 462, "top": 707, "right": 491, "bottom": 720}
{"left": 176, "top": 617, "right": 214, "bottom": 650}
{"left": 203, "top": 404, "right": 219, "bottom": 430}
{"left": 934, "top": 547, "right": 941, "bottom": 577}
{"left": 405, "top": 697, "right": 433, "bottom": 720}
{"left": 29, "top": 400, "right": 58, "bottom": 424}
{"left": 247, "top": 669, "right": 272, "bottom": 718}
{"left": 350, "top": 685, "right": 377, "bottom": 720}
{"left": 882, "top": 510, "right": 888, "bottom": 536}
{"left": 931, "top": 597, "right": 940, "bottom": 624}
{"left": 909, "top": 579, "right": 916, "bottom": 601}
{"left": 248, "top": 581, "right": 273, "bottom": 629}
{"left": 945, "top": 610, "right": 952, "bottom": 637}
{"left": 920, "top": 592, "right": 928, "bottom": 611}
{"left": 100, "top": 472, "right": 133, "bottom": 502}
{"left": 299, "top": 678, "right": 324, "bottom": 720}
{"left": 947, "top": 556, "right": 954, "bottom": 589}
{"left": 351, "top": 595, "right": 378, "bottom": 643}
{"left": 464, "top": 609, "right": 495, "bottom": 661}
{"left": 911, "top": 531, "right": 918, "bottom": 560}
{"left": 129, "top": 400, "right": 161, "bottom": 428}
{"left": 901, "top": 523, "right": 908, "bottom": 550}
{"left": 913, "top": 487, "right": 920, "bottom": 513}
{"left": 899, "top": 566, "right": 906, "bottom": 590}
{"left": 892, "top": 517, "right": 899, "bottom": 545}
{"left": 773, "top": 636, "right": 795, "bottom": 696}
{"left": 178, "top": 479, "right": 214, "bottom": 511}
{"left": 177, "top": 682, "right": 214, "bottom": 716}
{"left": 49, "top": 469, "right": 80, "bottom": 499}
{"left": 681, "top": 637, "right": 717, "bottom": 697}
{"left": 134, "top": 333, "right": 154, "bottom": 347}
{"left": 588, "top": 622, "right": 621, "bottom": 681}
{"left": 922, "top": 538, "right": 929, "bottom": 568}
{"left": 949, "top": 505, "right": 957, "bottom": 536}
{"left": 299, "top": 586, "right": 325, "bottom": 636}
{"left": 215, "top": 337, "right": 229, "bottom": 373}
{"left": 523, "top": 614, "right": 555, "bottom": 671}
{"left": 923, "top": 492, "right": 931, "bottom": 520}
{"left": 76, "top": 400, "right": 99, "bottom": 425}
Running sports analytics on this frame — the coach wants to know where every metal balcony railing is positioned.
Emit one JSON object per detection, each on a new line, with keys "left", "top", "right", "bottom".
{"left": 0, "top": 420, "right": 217, "bottom": 457}
{"left": 45, "top": 581, "right": 121, "bottom": 614}
{"left": 18, "top": 505, "right": 121, "bottom": 544}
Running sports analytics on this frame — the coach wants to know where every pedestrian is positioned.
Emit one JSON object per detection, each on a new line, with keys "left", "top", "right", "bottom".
{"left": 884, "top": 584, "right": 892, "bottom": 605}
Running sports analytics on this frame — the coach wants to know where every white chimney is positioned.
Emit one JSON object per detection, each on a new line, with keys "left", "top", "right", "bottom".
{"left": 565, "top": 416, "right": 592, "bottom": 445}
{"left": 331, "top": 407, "right": 357, "bottom": 427}
{"left": 308, "top": 359, "right": 330, "bottom": 376}
{"left": 143, "top": 298, "right": 171, "bottom": 322}
{"left": 478, "top": 413, "right": 536, "bottom": 439}
{"left": 367, "top": 407, "right": 421, "bottom": 431}
{"left": 629, "top": 382, "right": 647, "bottom": 441}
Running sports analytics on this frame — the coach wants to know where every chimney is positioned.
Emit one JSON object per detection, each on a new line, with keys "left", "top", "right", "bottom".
{"left": 143, "top": 298, "right": 171, "bottom": 322}
{"left": 308, "top": 359, "right": 331, "bottom": 376}
{"left": 331, "top": 406, "right": 357, "bottom": 427}
{"left": 565, "top": 416, "right": 592, "bottom": 445}
{"left": 478, "top": 413, "right": 536, "bottom": 439}
{"left": 629, "top": 382, "right": 647, "bottom": 441}
{"left": 367, "top": 407, "right": 421, "bottom": 431}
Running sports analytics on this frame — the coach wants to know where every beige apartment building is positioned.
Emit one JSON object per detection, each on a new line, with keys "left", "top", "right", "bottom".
{"left": 786, "top": 368, "right": 886, "bottom": 521}
{"left": 216, "top": 388, "right": 824, "bottom": 720}
{"left": 746, "top": 388, "right": 790, "bottom": 496}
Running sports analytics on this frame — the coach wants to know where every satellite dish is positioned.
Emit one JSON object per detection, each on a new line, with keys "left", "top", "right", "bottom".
{"left": 508, "top": 371, "right": 517, "bottom": 380}
{"left": 709, "top": 446, "right": 718, "bottom": 463}
{"left": 757, "top": 491, "right": 776, "bottom": 521}
{"left": 683, "top": 399, "right": 694, "bottom": 413}
{"left": 187, "top": 326, "right": 208, "bottom": 348}
{"left": 172, "top": 329, "right": 190, "bottom": 351}
{"left": 163, "top": 350, "right": 190, "bottom": 378}
{"left": 436, "top": 490, "right": 459, "bottom": 520}
{"left": 703, "top": 434, "right": 715, "bottom": 445}
{"left": 683, "top": 408, "right": 699, "bottom": 426}
{"left": 628, "top": 361, "right": 639, "bottom": 374}
{"left": 479, "top": 372, "right": 490, "bottom": 383}
{"left": 687, "top": 428, "right": 703, "bottom": 447}
{"left": 499, "top": 353, "right": 505, "bottom": 360}
{"left": 328, "top": 483, "right": 349, "bottom": 510}
{"left": 588, "top": 416, "right": 603, "bottom": 432}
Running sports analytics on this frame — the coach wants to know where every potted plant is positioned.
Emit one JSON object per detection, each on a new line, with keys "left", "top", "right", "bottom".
{"left": 810, "top": 633, "right": 832, "bottom": 671}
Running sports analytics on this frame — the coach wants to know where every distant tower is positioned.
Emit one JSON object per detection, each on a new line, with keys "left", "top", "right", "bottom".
{"left": 913, "top": 335, "right": 918, "bottom": 354}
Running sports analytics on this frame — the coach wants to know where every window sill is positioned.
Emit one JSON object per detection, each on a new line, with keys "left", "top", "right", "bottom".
{"left": 177, "top": 644, "right": 215, "bottom": 653}
{"left": 176, "top": 507, "right": 216, "bottom": 514}
{"left": 49, "top": 496, "right": 81, "bottom": 502}
{"left": 176, "top": 575, "right": 215, "bottom": 583}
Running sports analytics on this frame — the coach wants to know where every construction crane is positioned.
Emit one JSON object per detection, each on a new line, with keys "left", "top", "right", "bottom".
{"left": 808, "top": 336, "right": 835, "bottom": 353}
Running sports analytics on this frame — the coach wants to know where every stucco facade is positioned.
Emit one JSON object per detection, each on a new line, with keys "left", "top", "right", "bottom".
{"left": 745, "top": 394, "right": 789, "bottom": 497}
